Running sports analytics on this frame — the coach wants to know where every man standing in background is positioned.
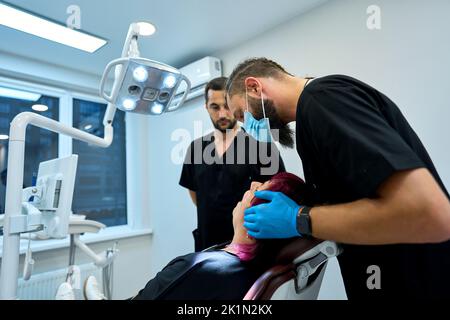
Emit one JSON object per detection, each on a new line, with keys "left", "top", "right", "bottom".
{"left": 179, "top": 77, "right": 285, "bottom": 251}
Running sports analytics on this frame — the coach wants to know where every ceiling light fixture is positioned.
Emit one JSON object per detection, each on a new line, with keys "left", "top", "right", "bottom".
{"left": 0, "top": 86, "right": 41, "bottom": 101}
{"left": 0, "top": 3, "right": 107, "bottom": 53}
{"left": 31, "top": 104, "right": 48, "bottom": 112}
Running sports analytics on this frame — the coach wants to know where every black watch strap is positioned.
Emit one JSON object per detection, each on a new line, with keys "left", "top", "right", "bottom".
{"left": 296, "top": 206, "right": 313, "bottom": 237}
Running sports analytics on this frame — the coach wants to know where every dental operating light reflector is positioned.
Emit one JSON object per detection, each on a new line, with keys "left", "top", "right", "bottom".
{"left": 122, "top": 98, "right": 136, "bottom": 110}
{"left": 164, "top": 75, "right": 177, "bottom": 89}
{"left": 133, "top": 66, "right": 149, "bottom": 82}
{"left": 100, "top": 57, "right": 191, "bottom": 115}
{"left": 0, "top": 3, "right": 107, "bottom": 53}
{"left": 151, "top": 103, "right": 164, "bottom": 115}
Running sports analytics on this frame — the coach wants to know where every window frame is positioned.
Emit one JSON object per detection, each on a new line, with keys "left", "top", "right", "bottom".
{"left": 0, "top": 76, "right": 150, "bottom": 255}
{"left": 70, "top": 91, "right": 129, "bottom": 227}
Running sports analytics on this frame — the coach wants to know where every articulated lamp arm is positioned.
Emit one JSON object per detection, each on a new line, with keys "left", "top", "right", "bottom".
{"left": 0, "top": 112, "right": 114, "bottom": 300}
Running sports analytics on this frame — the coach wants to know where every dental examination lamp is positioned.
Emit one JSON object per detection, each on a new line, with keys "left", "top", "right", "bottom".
{"left": 0, "top": 22, "right": 191, "bottom": 300}
{"left": 100, "top": 23, "right": 191, "bottom": 115}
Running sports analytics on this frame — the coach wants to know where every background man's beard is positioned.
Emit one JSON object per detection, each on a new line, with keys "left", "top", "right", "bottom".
{"left": 213, "top": 118, "right": 237, "bottom": 133}
{"left": 247, "top": 96, "right": 295, "bottom": 148}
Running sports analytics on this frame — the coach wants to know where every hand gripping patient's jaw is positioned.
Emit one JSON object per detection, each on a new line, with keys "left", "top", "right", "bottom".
{"left": 227, "top": 181, "right": 272, "bottom": 247}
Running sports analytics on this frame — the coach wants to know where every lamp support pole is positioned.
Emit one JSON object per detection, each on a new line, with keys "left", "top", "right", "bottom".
{"left": 103, "top": 23, "right": 141, "bottom": 126}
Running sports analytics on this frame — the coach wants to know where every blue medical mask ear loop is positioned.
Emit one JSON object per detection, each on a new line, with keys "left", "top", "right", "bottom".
{"left": 260, "top": 92, "right": 271, "bottom": 132}
{"left": 245, "top": 86, "right": 269, "bottom": 122}
{"left": 245, "top": 86, "right": 250, "bottom": 114}
{"left": 243, "top": 85, "right": 273, "bottom": 143}
{"left": 259, "top": 90, "right": 273, "bottom": 142}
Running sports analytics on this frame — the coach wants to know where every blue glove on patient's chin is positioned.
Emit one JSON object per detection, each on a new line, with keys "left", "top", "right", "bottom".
{"left": 243, "top": 190, "right": 302, "bottom": 239}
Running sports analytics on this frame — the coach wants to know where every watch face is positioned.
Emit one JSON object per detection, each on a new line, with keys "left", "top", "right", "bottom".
{"left": 297, "top": 214, "right": 312, "bottom": 236}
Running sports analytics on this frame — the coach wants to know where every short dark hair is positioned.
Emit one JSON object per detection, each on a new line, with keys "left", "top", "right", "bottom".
{"left": 226, "top": 57, "right": 292, "bottom": 98}
{"left": 204, "top": 77, "right": 228, "bottom": 103}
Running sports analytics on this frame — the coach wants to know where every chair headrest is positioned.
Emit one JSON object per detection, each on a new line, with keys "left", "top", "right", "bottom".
{"left": 244, "top": 265, "right": 296, "bottom": 300}
{"left": 244, "top": 237, "right": 326, "bottom": 300}
{"left": 275, "top": 237, "right": 323, "bottom": 264}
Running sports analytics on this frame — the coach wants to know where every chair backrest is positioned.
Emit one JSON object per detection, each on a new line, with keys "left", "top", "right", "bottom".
{"left": 244, "top": 238, "right": 341, "bottom": 300}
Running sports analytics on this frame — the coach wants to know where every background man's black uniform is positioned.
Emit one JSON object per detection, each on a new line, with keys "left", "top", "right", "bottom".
{"left": 180, "top": 130, "right": 285, "bottom": 251}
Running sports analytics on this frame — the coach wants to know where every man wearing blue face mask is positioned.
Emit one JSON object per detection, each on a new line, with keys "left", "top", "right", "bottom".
{"left": 225, "top": 58, "right": 450, "bottom": 299}
{"left": 241, "top": 87, "right": 273, "bottom": 143}
{"left": 179, "top": 77, "right": 285, "bottom": 252}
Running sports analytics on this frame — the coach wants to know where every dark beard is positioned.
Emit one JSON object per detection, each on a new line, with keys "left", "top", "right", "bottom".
{"left": 247, "top": 96, "right": 294, "bottom": 148}
{"left": 212, "top": 117, "right": 237, "bottom": 133}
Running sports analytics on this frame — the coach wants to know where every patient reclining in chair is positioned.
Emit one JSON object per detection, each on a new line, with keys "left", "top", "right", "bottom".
{"left": 128, "top": 172, "right": 313, "bottom": 300}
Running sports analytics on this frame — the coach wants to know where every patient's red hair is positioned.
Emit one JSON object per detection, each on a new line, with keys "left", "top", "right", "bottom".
{"left": 245, "top": 172, "right": 313, "bottom": 269}
{"left": 250, "top": 172, "right": 309, "bottom": 207}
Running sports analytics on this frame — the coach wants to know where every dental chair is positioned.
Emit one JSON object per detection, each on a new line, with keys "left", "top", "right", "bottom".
{"left": 243, "top": 238, "right": 342, "bottom": 300}
{"left": 60, "top": 215, "right": 118, "bottom": 300}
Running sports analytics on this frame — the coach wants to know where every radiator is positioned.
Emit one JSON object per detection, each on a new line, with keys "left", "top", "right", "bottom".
{"left": 17, "top": 263, "right": 102, "bottom": 300}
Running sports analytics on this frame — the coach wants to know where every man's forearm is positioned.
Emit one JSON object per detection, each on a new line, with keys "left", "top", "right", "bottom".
{"left": 310, "top": 198, "right": 413, "bottom": 244}
{"left": 309, "top": 169, "right": 450, "bottom": 245}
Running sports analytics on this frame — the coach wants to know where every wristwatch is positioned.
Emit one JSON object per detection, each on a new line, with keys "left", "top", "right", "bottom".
{"left": 296, "top": 206, "right": 313, "bottom": 237}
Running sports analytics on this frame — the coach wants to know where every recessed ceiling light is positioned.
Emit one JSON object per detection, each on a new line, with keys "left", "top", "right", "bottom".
{"left": 136, "top": 22, "right": 156, "bottom": 36}
{"left": 0, "top": 134, "right": 9, "bottom": 140}
{"left": 0, "top": 3, "right": 107, "bottom": 53}
{"left": 0, "top": 86, "right": 41, "bottom": 101}
{"left": 32, "top": 104, "right": 48, "bottom": 112}
{"left": 84, "top": 124, "right": 93, "bottom": 131}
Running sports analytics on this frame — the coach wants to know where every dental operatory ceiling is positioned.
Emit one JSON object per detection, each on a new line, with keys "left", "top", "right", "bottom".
{"left": 0, "top": 0, "right": 328, "bottom": 76}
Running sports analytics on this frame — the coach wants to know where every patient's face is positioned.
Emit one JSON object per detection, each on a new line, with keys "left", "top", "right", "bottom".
{"left": 232, "top": 181, "right": 272, "bottom": 230}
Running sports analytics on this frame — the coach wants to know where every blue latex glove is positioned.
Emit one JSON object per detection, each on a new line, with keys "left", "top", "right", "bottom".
{"left": 244, "top": 190, "right": 302, "bottom": 239}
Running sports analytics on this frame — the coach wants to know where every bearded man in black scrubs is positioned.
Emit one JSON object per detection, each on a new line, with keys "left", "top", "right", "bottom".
{"left": 225, "top": 58, "right": 450, "bottom": 299}
{"left": 180, "top": 77, "right": 285, "bottom": 252}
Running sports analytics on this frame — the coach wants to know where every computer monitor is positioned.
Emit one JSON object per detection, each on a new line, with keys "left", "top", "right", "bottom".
{"left": 33, "top": 155, "right": 78, "bottom": 239}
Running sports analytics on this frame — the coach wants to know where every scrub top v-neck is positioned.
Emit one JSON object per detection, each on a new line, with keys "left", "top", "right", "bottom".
{"left": 180, "top": 130, "right": 285, "bottom": 251}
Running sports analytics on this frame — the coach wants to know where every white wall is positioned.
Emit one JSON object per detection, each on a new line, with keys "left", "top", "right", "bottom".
{"left": 0, "top": 50, "right": 101, "bottom": 95}
{"left": 217, "top": 0, "right": 450, "bottom": 187}
{"left": 146, "top": 100, "right": 211, "bottom": 274}
{"left": 146, "top": 0, "right": 450, "bottom": 300}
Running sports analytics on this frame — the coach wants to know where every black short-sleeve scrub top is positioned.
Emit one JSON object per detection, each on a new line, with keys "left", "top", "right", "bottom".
{"left": 296, "top": 75, "right": 450, "bottom": 299}
{"left": 180, "top": 130, "right": 285, "bottom": 251}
